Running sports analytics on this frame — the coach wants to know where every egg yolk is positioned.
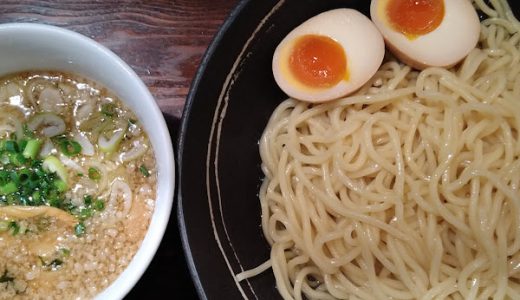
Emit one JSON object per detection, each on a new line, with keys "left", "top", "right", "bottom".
{"left": 386, "top": 0, "right": 444, "bottom": 38}
{"left": 289, "top": 34, "right": 347, "bottom": 88}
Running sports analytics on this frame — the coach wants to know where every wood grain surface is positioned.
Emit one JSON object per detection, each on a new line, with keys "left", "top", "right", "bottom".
{"left": 0, "top": 0, "right": 239, "bottom": 298}
{"left": 0, "top": 0, "right": 237, "bottom": 119}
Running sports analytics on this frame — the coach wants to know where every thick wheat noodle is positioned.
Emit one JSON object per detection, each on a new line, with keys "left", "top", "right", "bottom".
{"left": 236, "top": 0, "right": 520, "bottom": 299}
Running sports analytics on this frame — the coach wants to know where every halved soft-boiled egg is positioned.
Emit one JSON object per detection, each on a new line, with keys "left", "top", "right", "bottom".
{"left": 272, "top": 9, "right": 385, "bottom": 102}
{"left": 371, "top": 0, "right": 480, "bottom": 69}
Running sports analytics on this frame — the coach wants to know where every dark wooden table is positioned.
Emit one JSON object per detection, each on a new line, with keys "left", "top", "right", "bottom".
{"left": 0, "top": 0, "right": 239, "bottom": 298}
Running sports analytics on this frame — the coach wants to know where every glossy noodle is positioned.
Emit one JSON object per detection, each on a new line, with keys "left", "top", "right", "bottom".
{"left": 238, "top": 0, "right": 520, "bottom": 299}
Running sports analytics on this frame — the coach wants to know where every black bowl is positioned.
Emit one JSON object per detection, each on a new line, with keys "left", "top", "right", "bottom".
{"left": 177, "top": 0, "right": 520, "bottom": 299}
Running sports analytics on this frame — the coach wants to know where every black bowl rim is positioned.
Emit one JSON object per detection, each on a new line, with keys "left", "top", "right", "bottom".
{"left": 176, "top": 0, "right": 250, "bottom": 299}
{"left": 175, "top": 1, "right": 520, "bottom": 299}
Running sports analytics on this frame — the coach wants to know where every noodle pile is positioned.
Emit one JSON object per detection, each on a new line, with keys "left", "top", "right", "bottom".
{"left": 241, "top": 1, "right": 520, "bottom": 299}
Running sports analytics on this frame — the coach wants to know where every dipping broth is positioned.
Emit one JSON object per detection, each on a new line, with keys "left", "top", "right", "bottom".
{"left": 0, "top": 71, "right": 156, "bottom": 298}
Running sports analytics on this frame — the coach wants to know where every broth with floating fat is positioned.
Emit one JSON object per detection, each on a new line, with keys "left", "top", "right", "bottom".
{"left": 0, "top": 71, "right": 156, "bottom": 298}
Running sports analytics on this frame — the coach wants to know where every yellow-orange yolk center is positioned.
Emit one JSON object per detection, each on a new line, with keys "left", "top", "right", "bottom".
{"left": 289, "top": 34, "right": 347, "bottom": 88}
{"left": 386, "top": 0, "right": 445, "bottom": 37}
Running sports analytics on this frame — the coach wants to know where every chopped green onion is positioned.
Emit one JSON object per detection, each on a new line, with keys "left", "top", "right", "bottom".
{"left": 79, "top": 208, "right": 93, "bottom": 220}
{"left": 101, "top": 103, "right": 117, "bottom": 117}
{"left": 83, "top": 195, "right": 93, "bottom": 206}
{"left": 22, "top": 139, "right": 42, "bottom": 159}
{"left": 98, "top": 127, "right": 126, "bottom": 153}
{"left": 60, "top": 248, "right": 70, "bottom": 257}
{"left": 32, "top": 190, "right": 41, "bottom": 202}
{"left": 17, "top": 169, "right": 31, "bottom": 186}
{"left": 93, "top": 199, "right": 105, "bottom": 211}
{"left": 18, "top": 140, "right": 28, "bottom": 152}
{"left": 23, "top": 123, "right": 35, "bottom": 138}
{"left": 47, "top": 193, "right": 62, "bottom": 208}
{"left": 8, "top": 132, "right": 17, "bottom": 141}
{"left": 42, "top": 155, "right": 68, "bottom": 184}
{"left": 74, "top": 223, "right": 85, "bottom": 236}
{"left": 9, "top": 153, "right": 26, "bottom": 166}
{"left": 88, "top": 167, "right": 101, "bottom": 181}
{"left": 0, "top": 171, "right": 8, "bottom": 183}
{"left": 8, "top": 221, "right": 20, "bottom": 236}
{"left": 38, "top": 257, "right": 64, "bottom": 270}
{"left": 4, "top": 141, "right": 18, "bottom": 153}
{"left": 139, "top": 165, "right": 150, "bottom": 177}
{"left": 0, "top": 134, "right": 103, "bottom": 231}
{"left": 0, "top": 154, "right": 8, "bottom": 165}
{"left": 5, "top": 194, "right": 16, "bottom": 205}
{"left": 0, "top": 182, "right": 17, "bottom": 195}
{"left": 49, "top": 259, "right": 63, "bottom": 269}
{"left": 53, "top": 179, "right": 67, "bottom": 193}
{"left": 58, "top": 139, "right": 82, "bottom": 157}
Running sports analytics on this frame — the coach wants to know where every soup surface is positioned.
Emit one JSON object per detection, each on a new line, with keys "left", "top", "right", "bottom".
{"left": 0, "top": 71, "right": 156, "bottom": 299}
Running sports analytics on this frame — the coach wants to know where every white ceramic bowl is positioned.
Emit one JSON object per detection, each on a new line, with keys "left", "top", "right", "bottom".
{"left": 0, "top": 23, "right": 175, "bottom": 299}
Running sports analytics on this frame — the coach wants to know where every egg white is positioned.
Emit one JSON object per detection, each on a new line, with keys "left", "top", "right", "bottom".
{"left": 272, "top": 8, "right": 385, "bottom": 102}
{"left": 371, "top": 0, "right": 480, "bottom": 69}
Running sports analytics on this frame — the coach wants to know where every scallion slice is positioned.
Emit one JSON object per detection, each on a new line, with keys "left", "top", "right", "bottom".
{"left": 56, "top": 138, "right": 82, "bottom": 157}
{"left": 22, "top": 139, "right": 42, "bottom": 159}
{"left": 88, "top": 167, "right": 101, "bottom": 181}
{"left": 139, "top": 165, "right": 150, "bottom": 177}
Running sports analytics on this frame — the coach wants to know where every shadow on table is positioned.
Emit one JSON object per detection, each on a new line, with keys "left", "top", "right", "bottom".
{"left": 126, "top": 113, "right": 198, "bottom": 299}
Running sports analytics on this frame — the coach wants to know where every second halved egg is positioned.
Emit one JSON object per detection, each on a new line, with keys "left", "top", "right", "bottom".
{"left": 272, "top": 8, "right": 385, "bottom": 102}
{"left": 370, "top": 0, "right": 480, "bottom": 69}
